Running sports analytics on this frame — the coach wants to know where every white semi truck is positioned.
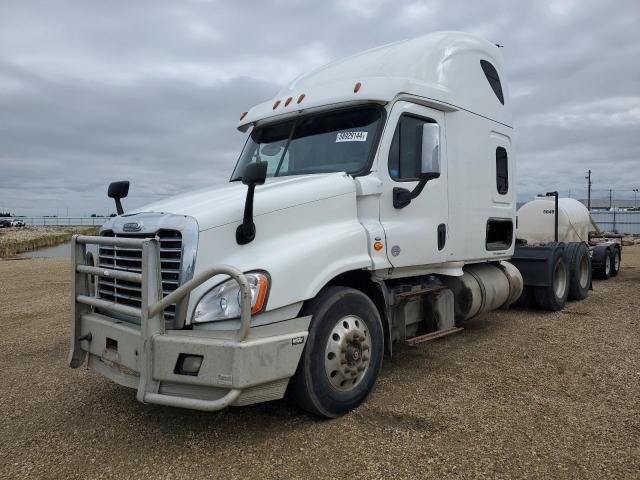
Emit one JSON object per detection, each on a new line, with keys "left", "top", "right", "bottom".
{"left": 69, "top": 32, "right": 601, "bottom": 418}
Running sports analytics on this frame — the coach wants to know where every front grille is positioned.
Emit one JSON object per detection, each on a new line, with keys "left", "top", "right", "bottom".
{"left": 97, "top": 229, "right": 183, "bottom": 324}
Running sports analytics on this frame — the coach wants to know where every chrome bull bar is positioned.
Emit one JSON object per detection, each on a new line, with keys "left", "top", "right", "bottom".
{"left": 69, "top": 234, "right": 252, "bottom": 411}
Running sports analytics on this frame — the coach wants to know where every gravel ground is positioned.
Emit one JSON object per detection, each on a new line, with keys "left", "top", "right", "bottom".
{"left": 1, "top": 247, "right": 639, "bottom": 479}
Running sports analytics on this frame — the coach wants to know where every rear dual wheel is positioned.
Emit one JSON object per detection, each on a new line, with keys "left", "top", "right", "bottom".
{"left": 594, "top": 249, "right": 613, "bottom": 279}
{"left": 289, "top": 287, "right": 383, "bottom": 418}
{"left": 567, "top": 242, "right": 591, "bottom": 300}
{"left": 610, "top": 248, "right": 621, "bottom": 277}
{"left": 534, "top": 247, "right": 569, "bottom": 311}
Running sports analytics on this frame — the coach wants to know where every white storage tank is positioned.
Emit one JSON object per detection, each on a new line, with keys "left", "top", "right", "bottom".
{"left": 517, "top": 197, "right": 594, "bottom": 244}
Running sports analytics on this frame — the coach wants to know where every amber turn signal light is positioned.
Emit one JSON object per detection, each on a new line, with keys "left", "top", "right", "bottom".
{"left": 252, "top": 273, "right": 270, "bottom": 314}
{"left": 374, "top": 241, "right": 384, "bottom": 251}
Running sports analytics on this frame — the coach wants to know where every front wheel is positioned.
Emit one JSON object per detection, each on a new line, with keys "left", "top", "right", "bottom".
{"left": 288, "top": 287, "right": 384, "bottom": 418}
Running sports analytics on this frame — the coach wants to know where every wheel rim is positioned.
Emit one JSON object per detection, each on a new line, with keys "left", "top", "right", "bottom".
{"left": 553, "top": 259, "right": 567, "bottom": 299}
{"left": 324, "top": 315, "right": 371, "bottom": 391}
{"left": 605, "top": 255, "right": 611, "bottom": 274}
{"left": 614, "top": 251, "right": 620, "bottom": 271}
{"left": 579, "top": 253, "right": 590, "bottom": 288}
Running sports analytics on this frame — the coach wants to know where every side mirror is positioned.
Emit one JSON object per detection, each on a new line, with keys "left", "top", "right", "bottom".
{"left": 242, "top": 161, "right": 268, "bottom": 186}
{"left": 107, "top": 181, "right": 130, "bottom": 215}
{"left": 417, "top": 123, "right": 440, "bottom": 181}
{"left": 108, "top": 180, "right": 130, "bottom": 199}
{"left": 393, "top": 124, "right": 441, "bottom": 209}
{"left": 237, "top": 162, "right": 268, "bottom": 245}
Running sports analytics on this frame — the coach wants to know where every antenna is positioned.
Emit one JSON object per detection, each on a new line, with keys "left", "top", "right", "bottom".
{"left": 585, "top": 170, "right": 592, "bottom": 210}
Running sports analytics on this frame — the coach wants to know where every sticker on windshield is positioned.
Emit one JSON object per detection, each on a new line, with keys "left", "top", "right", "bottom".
{"left": 336, "top": 131, "right": 368, "bottom": 142}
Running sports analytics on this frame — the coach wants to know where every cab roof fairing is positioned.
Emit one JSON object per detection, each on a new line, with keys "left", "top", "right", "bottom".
{"left": 236, "top": 31, "right": 511, "bottom": 132}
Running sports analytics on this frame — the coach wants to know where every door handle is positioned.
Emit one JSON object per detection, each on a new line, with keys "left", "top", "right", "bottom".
{"left": 437, "top": 224, "right": 446, "bottom": 251}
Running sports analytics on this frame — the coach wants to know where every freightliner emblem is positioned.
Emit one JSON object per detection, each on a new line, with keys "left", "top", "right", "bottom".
{"left": 123, "top": 221, "right": 143, "bottom": 232}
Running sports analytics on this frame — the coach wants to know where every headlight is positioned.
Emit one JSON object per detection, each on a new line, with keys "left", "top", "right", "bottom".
{"left": 192, "top": 272, "right": 270, "bottom": 323}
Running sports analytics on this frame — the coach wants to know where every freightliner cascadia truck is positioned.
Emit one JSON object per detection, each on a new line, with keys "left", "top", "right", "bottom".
{"left": 69, "top": 31, "right": 607, "bottom": 418}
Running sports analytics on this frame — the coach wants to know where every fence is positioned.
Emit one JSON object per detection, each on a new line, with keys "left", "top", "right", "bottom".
{"left": 591, "top": 211, "right": 640, "bottom": 235}
{"left": 13, "top": 217, "right": 110, "bottom": 227}
{"left": 8, "top": 212, "right": 640, "bottom": 234}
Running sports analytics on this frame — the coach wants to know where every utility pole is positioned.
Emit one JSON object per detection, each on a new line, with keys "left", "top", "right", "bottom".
{"left": 585, "top": 170, "right": 592, "bottom": 210}
{"left": 634, "top": 188, "right": 638, "bottom": 209}
{"left": 609, "top": 189, "right": 613, "bottom": 210}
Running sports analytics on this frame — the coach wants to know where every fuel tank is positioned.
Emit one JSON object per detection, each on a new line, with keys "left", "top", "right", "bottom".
{"left": 440, "top": 261, "right": 523, "bottom": 323}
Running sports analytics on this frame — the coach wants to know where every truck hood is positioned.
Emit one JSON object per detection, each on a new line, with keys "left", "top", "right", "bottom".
{"left": 130, "top": 172, "right": 356, "bottom": 231}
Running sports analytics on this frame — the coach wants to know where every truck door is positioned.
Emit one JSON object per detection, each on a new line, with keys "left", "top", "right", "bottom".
{"left": 378, "top": 101, "right": 449, "bottom": 268}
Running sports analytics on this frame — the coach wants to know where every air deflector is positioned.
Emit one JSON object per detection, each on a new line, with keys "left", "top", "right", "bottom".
{"left": 480, "top": 60, "right": 504, "bottom": 105}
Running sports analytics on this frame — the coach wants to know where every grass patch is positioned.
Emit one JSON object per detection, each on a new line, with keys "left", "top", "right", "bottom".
{"left": 0, "top": 226, "right": 100, "bottom": 258}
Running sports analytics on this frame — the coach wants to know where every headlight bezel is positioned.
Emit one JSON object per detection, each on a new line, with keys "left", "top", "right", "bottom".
{"left": 191, "top": 270, "right": 271, "bottom": 324}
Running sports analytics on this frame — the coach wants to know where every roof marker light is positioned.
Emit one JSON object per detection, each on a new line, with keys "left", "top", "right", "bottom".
{"left": 239, "top": 111, "right": 248, "bottom": 120}
{"left": 273, "top": 100, "right": 281, "bottom": 110}
{"left": 285, "top": 96, "right": 293, "bottom": 107}
{"left": 354, "top": 82, "right": 362, "bottom": 93}
{"left": 297, "top": 93, "right": 306, "bottom": 104}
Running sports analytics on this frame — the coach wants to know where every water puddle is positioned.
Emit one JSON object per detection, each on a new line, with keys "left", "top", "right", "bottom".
{"left": 20, "top": 241, "right": 71, "bottom": 258}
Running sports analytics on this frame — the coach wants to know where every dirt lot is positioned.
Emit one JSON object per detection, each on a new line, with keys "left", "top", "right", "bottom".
{"left": 1, "top": 247, "right": 639, "bottom": 479}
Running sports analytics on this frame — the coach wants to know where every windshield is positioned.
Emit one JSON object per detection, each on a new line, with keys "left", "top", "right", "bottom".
{"left": 231, "top": 106, "right": 383, "bottom": 180}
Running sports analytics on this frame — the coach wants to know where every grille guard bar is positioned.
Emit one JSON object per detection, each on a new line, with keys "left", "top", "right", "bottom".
{"left": 69, "top": 234, "right": 252, "bottom": 411}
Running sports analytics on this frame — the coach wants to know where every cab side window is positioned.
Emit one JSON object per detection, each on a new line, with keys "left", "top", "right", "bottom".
{"left": 389, "top": 115, "right": 437, "bottom": 181}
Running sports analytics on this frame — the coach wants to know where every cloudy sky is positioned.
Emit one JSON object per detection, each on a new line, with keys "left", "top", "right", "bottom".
{"left": 1, "top": 0, "right": 639, "bottom": 216}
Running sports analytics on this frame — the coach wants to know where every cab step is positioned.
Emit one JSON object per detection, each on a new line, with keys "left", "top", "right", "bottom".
{"left": 406, "top": 327, "right": 463, "bottom": 346}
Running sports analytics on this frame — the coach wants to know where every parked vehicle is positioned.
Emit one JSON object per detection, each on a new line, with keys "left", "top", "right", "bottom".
{"left": 0, "top": 218, "right": 25, "bottom": 227}
{"left": 69, "top": 32, "right": 598, "bottom": 418}
{"left": 514, "top": 195, "right": 621, "bottom": 309}
{"left": 9, "top": 219, "right": 26, "bottom": 227}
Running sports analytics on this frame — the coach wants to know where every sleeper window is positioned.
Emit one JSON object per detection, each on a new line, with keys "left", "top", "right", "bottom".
{"left": 496, "top": 147, "right": 508, "bottom": 195}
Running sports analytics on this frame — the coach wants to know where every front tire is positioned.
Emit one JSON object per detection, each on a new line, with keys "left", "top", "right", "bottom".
{"left": 288, "top": 287, "right": 384, "bottom": 418}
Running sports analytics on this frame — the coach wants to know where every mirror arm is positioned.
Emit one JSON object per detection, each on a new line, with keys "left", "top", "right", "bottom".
{"left": 235, "top": 161, "right": 267, "bottom": 245}
{"left": 236, "top": 184, "right": 257, "bottom": 245}
{"left": 114, "top": 198, "right": 124, "bottom": 216}
{"left": 410, "top": 179, "right": 428, "bottom": 200}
